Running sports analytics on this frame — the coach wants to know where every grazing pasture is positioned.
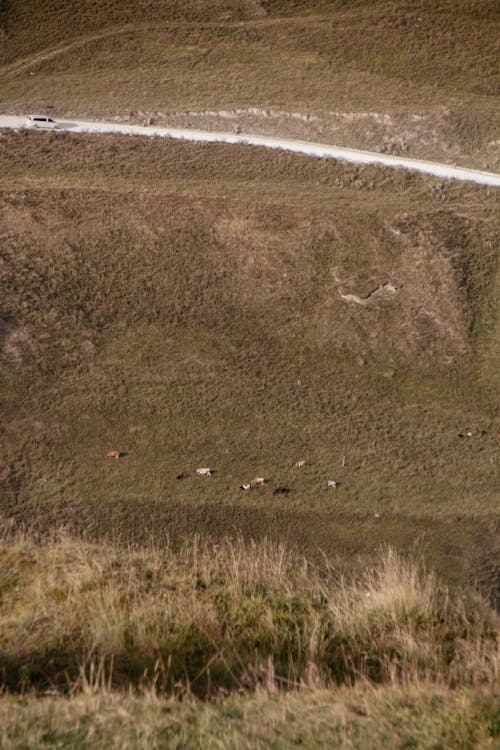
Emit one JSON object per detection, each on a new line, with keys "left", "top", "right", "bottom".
{"left": 0, "top": 130, "right": 498, "bottom": 593}
{"left": 0, "top": 2, "right": 498, "bottom": 742}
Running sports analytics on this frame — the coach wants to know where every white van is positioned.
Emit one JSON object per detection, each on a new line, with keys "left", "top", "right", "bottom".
{"left": 25, "top": 115, "right": 58, "bottom": 129}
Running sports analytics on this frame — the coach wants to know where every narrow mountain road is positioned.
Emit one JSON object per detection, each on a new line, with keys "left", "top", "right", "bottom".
{"left": 1, "top": 114, "right": 499, "bottom": 186}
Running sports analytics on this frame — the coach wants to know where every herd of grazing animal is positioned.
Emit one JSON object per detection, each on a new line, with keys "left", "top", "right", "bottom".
{"left": 106, "top": 452, "right": 340, "bottom": 494}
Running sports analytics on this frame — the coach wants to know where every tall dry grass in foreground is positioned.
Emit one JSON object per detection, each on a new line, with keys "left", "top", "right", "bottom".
{"left": 0, "top": 531, "right": 498, "bottom": 696}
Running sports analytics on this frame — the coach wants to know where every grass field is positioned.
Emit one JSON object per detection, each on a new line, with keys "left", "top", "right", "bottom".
{"left": 0, "top": 129, "right": 498, "bottom": 594}
{"left": 0, "top": 2, "right": 499, "bottom": 744}
{"left": 0, "top": 1, "right": 498, "bottom": 168}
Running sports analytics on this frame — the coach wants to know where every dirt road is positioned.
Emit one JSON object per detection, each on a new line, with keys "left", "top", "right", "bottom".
{"left": 1, "top": 114, "right": 499, "bottom": 186}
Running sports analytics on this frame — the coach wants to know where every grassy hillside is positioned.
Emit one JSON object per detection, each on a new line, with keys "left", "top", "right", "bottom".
{"left": 0, "top": 1, "right": 498, "bottom": 167}
{"left": 1, "top": 2, "right": 498, "bottom": 745}
{"left": 0, "top": 534, "right": 498, "bottom": 748}
{"left": 1, "top": 130, "right": 498, "bottom": 592}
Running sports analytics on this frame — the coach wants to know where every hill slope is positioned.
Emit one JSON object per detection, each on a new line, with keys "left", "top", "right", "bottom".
{"left": 1, "top": 2, "right": 499, "bottom": 744}
{"left": 0, "top": 0, "right": 498, "bottom": 168}
{"left": 1, "top": 129, "right": 498, "bottom": 591}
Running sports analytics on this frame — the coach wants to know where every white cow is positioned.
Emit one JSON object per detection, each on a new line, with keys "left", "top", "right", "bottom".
{"left": 250, "top": 477, "right": 265, "bottom": 486}
{"left": 196, "top": 468, "right": 213, "bottom": 476}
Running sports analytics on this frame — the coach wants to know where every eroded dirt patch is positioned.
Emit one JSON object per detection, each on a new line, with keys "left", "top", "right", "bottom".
{"left": 315, "top": 210, "right": 481, "bottom": 367}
